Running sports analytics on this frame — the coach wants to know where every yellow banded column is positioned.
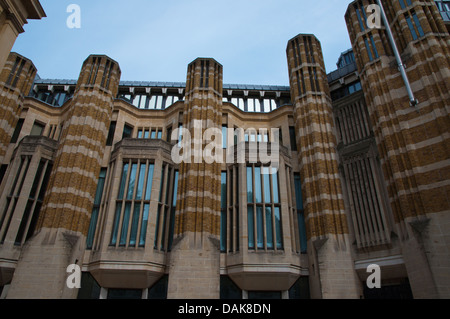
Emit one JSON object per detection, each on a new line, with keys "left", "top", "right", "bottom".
{"left": 287, "top": 34, "right": 361, "bottom": 298}
{"left": 168, "top": 58, "right": 223, "bottom": 299}
{"left": 0, "top": 52, "right": 37, "bottom": 163}
{"left": 7, "top": 55, "right": 121, "bottom": 299}
{"left": 345, "top": 0, "right": 450, "bottom": 298}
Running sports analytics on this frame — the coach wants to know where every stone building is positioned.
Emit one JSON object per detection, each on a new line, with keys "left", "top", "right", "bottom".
{"left": 0, "top": 0, "right": 448, "bottom": 299}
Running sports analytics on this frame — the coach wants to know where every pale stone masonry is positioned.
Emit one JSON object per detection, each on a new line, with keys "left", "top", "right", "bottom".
{"left": 0, "top": 0, "right": 449, "bottom": 299}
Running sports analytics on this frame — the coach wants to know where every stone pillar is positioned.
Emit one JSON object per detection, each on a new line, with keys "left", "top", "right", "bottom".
{"left": 286, "top": 34, "right": 361, "bottom": 299}
{"left": 0, "top": 52, "right": 36, "bottom": 163}
{"left": 6, "top": 55, "right": 121, "bottom": 299}
{"left": 345, "top": 0, "right": 450, "bottom": 298}
{"left": 167, "top": 58, "right": 223, "bottom": 299}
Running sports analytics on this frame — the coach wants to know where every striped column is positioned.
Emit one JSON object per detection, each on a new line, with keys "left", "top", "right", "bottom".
{"left": 287, "top": 34, "right": 360, "bottom": 298}
{"left": 174, "top": 58, "right": 223, "bottom": 245}
{"left": 36, "top": 55, "right": 121, "bottom": 236}
{"left": 168, "top": 58, "right": 223, "bottom": 299}
{"left": 6, "top": 55, "right": 121, "bottom": 299}
{"left": 0, "top": 52, "right": 36, "bottom": 163}
{"left": 345, "top": 0, "right": 450, "bottom": 298}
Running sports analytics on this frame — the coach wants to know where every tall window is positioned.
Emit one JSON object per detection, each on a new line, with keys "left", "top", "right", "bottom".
{"left": 247, "top": 165, "right": 282, "bottom": 250}
{"left": 0, "top": 156, "right": 31, "bottom": 244}
{"left": 294, "top": 173, "right": 307, "bottom": 253}
{"left": 222, "top": 165, "right": 239, "bottom": 253}
{"left": 10, "top": 119, "right": 24, "bottom": 143}
{"left": 14, "top": 160, "right": 53, "bottom": 246}
{"left": 86, "top": 168, "right": 107, "bottom": 249}
{"left": 30, "top": 121, "right": 45, "bottom": 136}
{"left": 111, "top": 160, "right": 155, "bottom": 247}
{"left": 399, "top": 0, "right": 412, "bottom": 9}
{"left": 106, "top": 121, "right": 116, "bottom": 146}
{"left": 154, "top": 165, "right": 178, "bottom": 251}
{"left": 220, "top": 171, "right": 227, "bottom": 252}
{"left": 6, "top": 57, "right": 25, "bottom": 88}
{"left": 122, "top": 124, "right": 133, "bottom": 139}
{"left": 405, "top": 11, "right": 425, "bottom": 40}
{"left": 289, "top": 126, "right": 298, "bottom": 152}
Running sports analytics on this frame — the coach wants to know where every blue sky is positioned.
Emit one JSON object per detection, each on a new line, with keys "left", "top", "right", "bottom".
{"left": 12, "top": 0, "right": 353, "bottom": 85}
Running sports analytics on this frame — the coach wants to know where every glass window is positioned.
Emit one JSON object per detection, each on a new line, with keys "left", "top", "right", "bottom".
{"left": 247, "top": 165, "right": 283, "bottom": 250}
{"left": 289, "top": 126, "right": 298, "bottom": 151}
{"left": 222, "top": 125, "right": 227, "bottom": 149}
{"left": 412, "top": 13, "right": 425, "bottom": 37}
{"left": 106, "top": 121, "right": 116, "bottom": 146}
{"left": 87, "top": 168, "right": 107, "bottom": 249}
{"left": 122, "top": 124, "right": 133, "bottom": 139}
{"left": 364, "top": 37, "right": 374, "bottom": 61}
{"left": 10, "top": 119, "right": 24, "bottom": 143}
{"left": 405, "top": 15, "right": 418, "bottom": 40}
{"left": 111, "top": 161, "right": 155, "bottom": 247}
{"left": 221, "top": 171, "right": 227, "bottom": 252}
{"left": 154, "top": 164, "right": 178, "bottom": 251}
{"left": 294, "top": 173, "right": 307, "bottom": 253}
{"left": 30, "top": 122, "right": 45, "bottom": 136}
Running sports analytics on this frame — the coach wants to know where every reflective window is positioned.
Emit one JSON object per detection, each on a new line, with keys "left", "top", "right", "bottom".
{"left": 111, "top": 160, "right": 155, "bottom": 247}
{"left": 87, "top": 168, "right": 107, "bottom": 249}
{"left": 247, "top": 165, "right": 283, "bottom": 250}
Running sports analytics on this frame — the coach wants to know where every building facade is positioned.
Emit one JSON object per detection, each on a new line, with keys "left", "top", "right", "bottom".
{"left": 0, "top": 0, "right": 448, "bottom": 299}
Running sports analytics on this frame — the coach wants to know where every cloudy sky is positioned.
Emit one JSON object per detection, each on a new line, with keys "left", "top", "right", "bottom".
{"left": 12, "top": 0, "right": 353, "bottom": 85}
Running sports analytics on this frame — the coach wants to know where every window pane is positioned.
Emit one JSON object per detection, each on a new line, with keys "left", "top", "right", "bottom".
{"left": 256, "top": 206, "right": 264, "bottom": 249}
{"left": 139, "top": 204, "right": 150, "bottom": 246}
{"left": 272, "top": 172, "right": 279, "bottom": 204}
{"left": 86, "top": 208, "right": 99, "bottom": 249}
{"left": 127, "top": 164, "right": 138, "bottom": 200}
{"left": 247, "top": 167, "right": 253, "bottom": 203}
{"left": 274, "top": 207, "right": 283, "bottom": 249}
{"left": 294, "top": 174, "right": 304, "bottom": 210}
{"left": 118, "top": 163, "right": 129, "bottom": 200}
{"left": 157, "top": 131, "right": 162, "bottom": 139}
{"left": 289, "top": 126, "right": 297, "bottom": 151}
{"left": 406, "top": 16, "right": 418, "bottom": 40}
{"left": 248, "top": 206, "right": 255, "bottom": 249}
{"left": 247, "top": 99, "right": 254, "bottom": 112}
{"left": 129, "top": 203, "right": 141, "bottom": 246}
{"left": 265, "top": 207, "right": 273, "bottom": 249}
{"left": 221, "top": 171, "right": 227, "bottom": 252}
{"left": 111, "top": 204, "right": 122, "bottom": 245}
{"left": 119, "top": 203, "right": 132, "bottom": 246}
{"left": 370, "top": 35, "right": 379, "bottom": 58}
{"left": 30, "top": 122, "right": 44, "bottom": 136}
{"left": 254, "top": 167, "right": 262, "bottom": 203}
{"left": 221, "top": 172, "right": 227, "bottom": 210}
{"left": 263, "top": 170, "right": 271, "bottom": 204}
{"left": 136, "top": 163, "right": 146, "bottom": 200}
{"left": 145, "top": 164, "right": 155, "bottom": 201}
{"left": 297, "top": 210, "right": 307, "bottom": 253}
{"left": 222, "top": 126, "right": 227, "bottom": 149}
{"left": 412, "top": 13, "right": 424, "bottom": 37}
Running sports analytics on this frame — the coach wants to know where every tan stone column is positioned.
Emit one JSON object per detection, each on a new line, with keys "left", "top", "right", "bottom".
{"left": 345, "top": 0, "right": 450, "bottom": 298}
{"left": 287, "top": 34, "right": 361, "bottom": 298}
{"left": 167, "top": 58, "right": 223, "bottom": 299}
{"left": 6, "top": 55, "right": 121, "bottom": 299}
{"left": 0, "top": 53, "right": 37, "bottom": 163}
